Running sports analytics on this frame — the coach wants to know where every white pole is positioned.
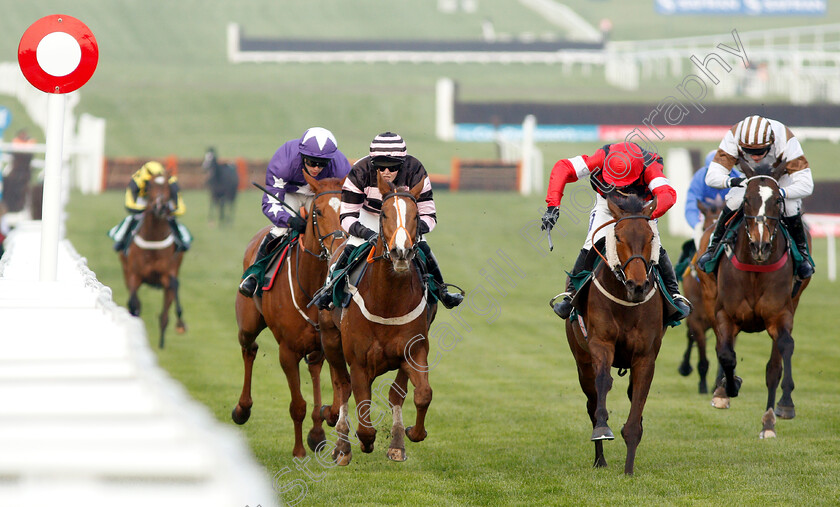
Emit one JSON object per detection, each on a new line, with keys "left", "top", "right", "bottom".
{"left": 519, "top": 115, "right": 536, "bottom": 196}
{"left": 39, "top": 92, "right": 66, "bottom": 282}
{"left": 435, "top": 78, "right": 455, "bottom": 141}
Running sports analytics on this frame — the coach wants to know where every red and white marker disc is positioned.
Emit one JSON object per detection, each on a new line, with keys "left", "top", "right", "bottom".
{"left": 18, "top": 14, "right": 98, "bottom": 94}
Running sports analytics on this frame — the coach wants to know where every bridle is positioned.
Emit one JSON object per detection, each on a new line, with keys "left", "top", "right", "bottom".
{"left": 372, "top": 191, "right": 420, "bottom": 263}
{"left": 591, "top": 214, "right": 655, "bottom": 287}
{"left": 742, "top": 175, "right": 783, "bottom": 248}
{"left": 299, "top": 189, "right": 347, "bottom": 261}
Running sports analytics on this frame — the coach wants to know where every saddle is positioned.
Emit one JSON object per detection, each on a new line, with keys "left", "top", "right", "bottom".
{"left": 242, "top": 232, "right": 299, "bottom": 296}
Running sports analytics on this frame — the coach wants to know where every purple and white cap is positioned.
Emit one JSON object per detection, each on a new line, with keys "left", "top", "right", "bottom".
{"left": 299, "top": 127, "right": 339, "bottom": 159}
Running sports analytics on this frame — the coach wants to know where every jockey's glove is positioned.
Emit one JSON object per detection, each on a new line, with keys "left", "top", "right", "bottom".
{"left": 418, "top": 220, "right": 430, "bottom": 235}
{"left": 728, "top": 177, "right": 745, "bottom": 188}
{"left": 288, "top": 216, "right": 307, "bottom": 233}
{"left": 358, "top": 225, "right": 377, "bottom": 242}
{"left": 541, "top": 206, "right": 560, "bottom": 231}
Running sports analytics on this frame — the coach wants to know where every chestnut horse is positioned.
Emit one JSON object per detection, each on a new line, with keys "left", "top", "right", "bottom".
{"left": 563, "top": 194, "right": 665, "bottom": 475}
{"left": 231, "top": 172, "right": 346, "bottom": 458}
{"left": 118, "top": 170, "right": 186, "bottom": 349}
{"left": 678, "top": 198, "right": 724, "bottom": 394}
{"left": 702, "top": 166, "right": 810, "bottom": 439}
{"left": 319, "top": 173, "right": 436, "bottom": 465}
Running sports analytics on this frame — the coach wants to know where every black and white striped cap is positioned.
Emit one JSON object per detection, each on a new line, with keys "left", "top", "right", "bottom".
{"left": 369, "top": 132, "right": 407, "bottom": 159}
{"left": 736, "top": 115, "right": 774, "bottom": 149}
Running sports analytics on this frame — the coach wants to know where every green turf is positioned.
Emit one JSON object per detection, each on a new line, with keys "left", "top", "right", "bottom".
{"left": 66, "top": 187, "right": 840, "bottom": 505}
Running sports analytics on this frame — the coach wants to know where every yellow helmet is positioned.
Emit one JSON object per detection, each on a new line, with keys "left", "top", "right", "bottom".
{"left": 141, "top": 161, "right": 166, "bottom": 177}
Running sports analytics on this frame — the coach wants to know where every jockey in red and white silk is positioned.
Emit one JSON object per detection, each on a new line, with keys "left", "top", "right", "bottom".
{"left": 541, "top": 141, "right": 690, "bottom": 320}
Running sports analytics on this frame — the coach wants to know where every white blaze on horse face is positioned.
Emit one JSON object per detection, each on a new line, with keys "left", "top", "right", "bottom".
{"left": 154, "top": 175, "right": 166, "bottom": 184}
{"left": 329, "top": 197, "right": 340, "bottom": 212}
{"left": 392, "top": 198, "right": 410, "bottom": 252}
{"left": 757, "top": 185, "right": 774, "bottom": 242}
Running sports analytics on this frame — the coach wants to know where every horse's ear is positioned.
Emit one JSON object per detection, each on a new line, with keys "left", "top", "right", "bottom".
{"left": 302, "top": 167, "right": 320, "bottom": 192}
{"left": 770, "top": 157, "right": 786, "bottom": 180}
{"left": 376, "top": 169, "right": 393, "bottom": 196}
{"left": 697, "top": 199, "right": 708, "bottom": 214}
{"left": 607, "top": 195, "right": 622, "bottom": 217}
{"left": 643, "top": 196, "right": 657, "bottom": 218}
{"left": 737, "top": 159, "right": 756, "bottom": 178}
{"left": 409, "top": 178, "right": 424, "bottom": 201}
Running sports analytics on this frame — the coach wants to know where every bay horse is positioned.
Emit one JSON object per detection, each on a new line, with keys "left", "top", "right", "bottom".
{"left": 703, "top": 165, "right": 810, "bottom": 439}
{"left": 678, "top": 198, "right": 724, "bottom": 394}
{"left": 319, "top": 172, "right": 436, "bottom": 466}
{"left": 563, "top": 194, "right": 665, "bottom": 475}
{"left": 203, "top": 147, "right": 239, "bottom": 226}
{"left": 231, "top": 171, "right": 346, "bottom": 458}
{"left": 118, "top": 170, "right": 186, "bottom": 349}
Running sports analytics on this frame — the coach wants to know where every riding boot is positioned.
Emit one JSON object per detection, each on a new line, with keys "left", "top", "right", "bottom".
{"left": 696, "top": 206, "right": 738, "bottom": 272}
{"left": 112, "top": 215, "right": 138, "bottom": 252}
{"left": 238, "top": 232, "right": 275, "bottom": 297}
{"left": 782, "top": 214, "right": 815, "bottom": 279}
{"left": 657, "top": 247, "right": 692, "bottom": 319}
{"left": 418, "top": 242, "right": 464, "bottom": 309}
{"left": 168, "top": 218, "right": 191, "bottom": 252}
{"left": 314, "top": 246, "right": 352, "bottom": 310}
{"left": 553, "top": 248, "right": 588, "bottom": 319}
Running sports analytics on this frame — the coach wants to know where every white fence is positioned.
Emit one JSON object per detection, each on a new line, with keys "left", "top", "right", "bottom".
{"left": 0, "top": 222, "right": 278, "bottom": 507}
{"left": 0, "top": 62, "right": 105, "bottom": 194}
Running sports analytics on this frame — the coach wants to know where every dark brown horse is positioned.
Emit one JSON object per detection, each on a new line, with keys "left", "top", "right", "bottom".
{"left": 563, "top": 194, "right": 665, "bottom": 475}
{"left": 118, "top": 170, "right": 186, "bottom": 349}
{"left": 232, "top": 171, "right": 346, "bottom": 458}
{"left": 702, "top": 167, "right": 810, "bottom": 438}
{"left": 319, "top": 172, "right": 436, "bottom": 465}
{"left": 678, "top": 198, "right": 724, "bottom": 394}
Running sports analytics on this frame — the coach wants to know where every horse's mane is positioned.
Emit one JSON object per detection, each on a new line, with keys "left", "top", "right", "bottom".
{"left": 608, "top": 193, "right": 645, "bottom": 214}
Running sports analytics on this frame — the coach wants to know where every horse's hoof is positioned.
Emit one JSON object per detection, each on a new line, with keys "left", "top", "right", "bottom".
{"left": 759, "top": 429, "right": 777, "bottom": 439}
{"left": 307, "top": 429, "right": 326, "bottom": 452}
{"left": 711, "top": 396, "right": 730, "bottom": 409}
{"left": 724, "top": 375, "right": 743, "bottom": 398}
{"left": 333, "top": 450, "right": 352, "bottom": 466}
{"left": 387, "top": 447, "right": 407, "bottom": 462}
{"left": 176, "top": 323, "right": 187, "bottom": 334}
{"left": 678, "top": 362, "right": 693, "bottom": 377}
{"left": 320, "top": 405, "right": 337, "bottom": 427}
{"left": 775, "top": 405, "right": 796, "bottom": 420}
{"left": 231, "top": 405, "right": 251, "bottom": 425}
{"left": 591, "top": 426, "right": 614, "bottom": 441}
{"left": 405, "top": 426, "right": 427, "bottom": 443}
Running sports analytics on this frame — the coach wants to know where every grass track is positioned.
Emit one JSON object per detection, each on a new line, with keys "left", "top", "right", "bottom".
{"left": 67, "top": 187, "right": 840, "bottom": 506}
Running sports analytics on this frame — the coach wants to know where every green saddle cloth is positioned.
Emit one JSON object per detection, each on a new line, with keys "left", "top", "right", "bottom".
{"left": 331, "top": 244, "right": 438, "bottom": 308}
{"left": 699, "top": 215, "right": 814, "bottom": 274}
{"left": 241, "top": 231, "right": 299, "bottom": 296}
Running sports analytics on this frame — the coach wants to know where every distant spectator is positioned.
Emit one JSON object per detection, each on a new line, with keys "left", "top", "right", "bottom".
{"left": 4, "top": 129, "right": 36, "bottom": 213}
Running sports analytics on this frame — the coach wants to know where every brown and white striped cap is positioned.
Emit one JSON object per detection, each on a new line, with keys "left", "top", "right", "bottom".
{"left": 369, "top": 132, "right": 407, "bottom": 159}
{"left": 735, "top": 115, "right": 774, "bottom": 149}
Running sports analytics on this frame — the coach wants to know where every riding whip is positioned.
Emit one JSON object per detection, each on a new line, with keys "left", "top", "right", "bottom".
{"left": 251, "top": 182, "right": 302, "bottom": 217}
